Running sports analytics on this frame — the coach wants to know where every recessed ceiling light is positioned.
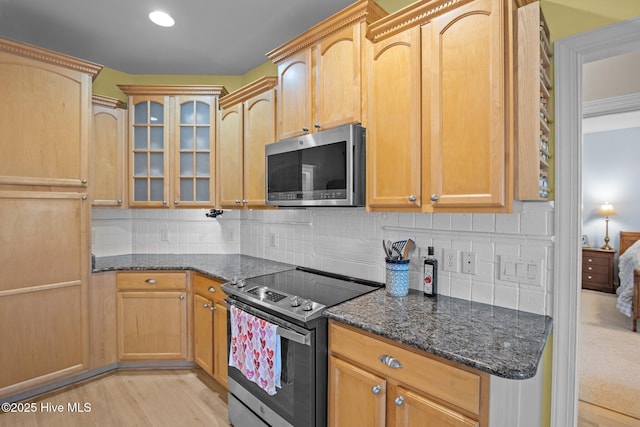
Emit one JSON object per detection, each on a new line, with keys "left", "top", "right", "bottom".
{"left": 149, "top": 11, "right": 175, "bottom": 27}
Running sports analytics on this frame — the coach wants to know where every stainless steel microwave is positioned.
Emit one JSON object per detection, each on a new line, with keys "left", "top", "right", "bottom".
{"left": 265, "top": 123, "right": 366, "bottom": 207}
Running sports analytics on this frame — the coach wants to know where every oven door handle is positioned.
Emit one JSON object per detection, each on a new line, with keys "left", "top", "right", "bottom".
{"left": 276, "top": 326, "right": 311, "bottom": 346}
{"left": 226, "top": 298, "right": 312, "bottom": 347}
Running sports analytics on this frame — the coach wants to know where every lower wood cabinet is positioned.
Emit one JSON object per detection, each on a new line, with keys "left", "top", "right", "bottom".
{"left": 328, "top": 321, "right": 488, "bottom": 427}
{"left": 116, "top": 271, "right": 188, "bottom": 361}
{"left": 193, "top": 273, "right": 228, "bottom": 388}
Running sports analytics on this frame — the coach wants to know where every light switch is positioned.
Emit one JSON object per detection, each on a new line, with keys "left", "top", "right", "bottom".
{"left": 499, "top": 255, "right": 543, "bottom": 286}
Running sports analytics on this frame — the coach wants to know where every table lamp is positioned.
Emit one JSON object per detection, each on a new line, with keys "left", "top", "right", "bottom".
{"left": 598, "top": 203, "right": 616, "bottom": 250}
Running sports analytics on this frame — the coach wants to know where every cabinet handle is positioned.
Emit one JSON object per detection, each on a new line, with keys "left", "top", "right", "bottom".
{"left": 145, "top": 278, "right": 157, "bottom": 285}
{"left": 371, "top": 385, "right": 382, "bottom": 395}
{"left": 408, "top": 195, "right": 416, "bottom": 202}
{"left": 302, "top": 127, "right": 309, "bottom": 133}
{"left": 235, "top": 200, "right": 241, "bottom": 204}
{"left": 378, "top": 355, "right": 403, "bottom": 369}
{"left": 208, "top": 286, "right": 216, "bottom": 293}
{"left": 394, "top": 396, "right": 405, "bottom": 406}
{"left": 242, "top": 199, "right": 248, "bottom": 204}
{"left": 179, "top": 295, "right": 185, "bottom": 300}
{"left": 314, "top": 124, "right": 321, "bottom": 129}
{"left": 117, "top": 199, "right": 123, "bottom": 205}
{"left": 430, "top": 194, "right": 439, "bottom": 202}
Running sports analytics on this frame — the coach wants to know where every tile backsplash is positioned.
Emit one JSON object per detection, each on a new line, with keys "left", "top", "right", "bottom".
{"left": 92, "top": 201, "right": 554, "bottom": 315}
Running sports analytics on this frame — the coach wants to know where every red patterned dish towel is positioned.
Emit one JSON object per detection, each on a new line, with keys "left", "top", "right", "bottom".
{"left": 228, "top": 305, "right": 281, "bottom": 395}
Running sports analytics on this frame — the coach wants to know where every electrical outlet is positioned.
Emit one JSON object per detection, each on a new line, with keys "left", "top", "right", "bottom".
{"left": 442, "top": 249, "right": 458, "bottom": 272}
{"left": 160, "top": 226, "right": 170, "bottom": 242}
{"left": 269, "top": 232, "right": 278, "bottom": 248}
{"left": 461, "top": 251, "right": 477, "bottom": 274}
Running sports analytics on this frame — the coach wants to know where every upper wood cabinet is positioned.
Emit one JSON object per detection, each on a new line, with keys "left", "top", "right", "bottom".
{"left": 118, "top": 85, "right": 227, "bottom": 208}
{"left": 91, "top": 95, "right": 127, "bottom": 207}
{"left": 267, "top": 0, "right": 387, "bottom": 140}
{"left": 217, "top": 77, "right": 277, "bottom": 209}
{"left": 515, "top": 1, "right": 553, "bottom": 201}
{"left": 366, "top": 0, "right": 514, "bottom": 213}
{"left": 0, "top": 37, "right": 101, "bottom": 189}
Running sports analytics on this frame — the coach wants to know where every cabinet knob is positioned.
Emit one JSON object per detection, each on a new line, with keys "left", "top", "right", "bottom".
{"left": 82, "top": 179, "right": 88, "bottom": 184}
{"left": 587, "top": 266, "right": 593, "bottom": 271}
{"left": 587, "top": 258, "right": 593, "bottom": 263}
{"left": 117, "top": 199, "right": 123, "bottom": 205}
{"left": 235, "top": 200, "right": 241, "bottom": 204}
{"left": 179, "top": 295, "right": 185, "bottom": 300}
{"left": 82, "top": 195, "right": 87, "bottom": 200}
{"left": 408, "top": 195, "right": 417, "bottom": 202}
{"left": 587, "top": 275, "right": 592, "bottom": 280}
{"left": 430, "top": 194, "right": 439, "bottom": 202}
{"left": 145, "top": 278, "right": 158, "bottom": 285}
{"left": 371, "top": 385, "right": 382, "bottom": 395}
{"left": 174, "top": 200, "right": 179, "bottom": 205}
{"left": 394, "top": 396, "right": 405, "bottom": 406}
{"left": 162, "top": 200, "right": 168, "bottom": 206}
{"left": 210, "top": 306, "right": 216, "bottom": 312}
{"left": 314, "top": 124, "right": 321, "bottom": 129}
{"left": 242, "top": 199, "right": 248, "bottom": 204}
{"left": 302, "top": 127, "right": 309, "bottom": 133}
{"left": 204, "top": 303, "right": 211, "bottom": 308}
{"left": 208, "top": 286, "right": 216, "bottom": 293}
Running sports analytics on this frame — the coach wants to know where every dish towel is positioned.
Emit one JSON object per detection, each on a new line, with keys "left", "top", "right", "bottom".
{"left": 228, "top": 305, "right": 281, "bottom": 395}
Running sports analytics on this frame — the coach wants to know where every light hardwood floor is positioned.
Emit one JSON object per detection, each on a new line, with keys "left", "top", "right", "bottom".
{"left": 0, "top": 370, "right": 231, "bottom": 427}
{"left": 579, "top": 400, "right": 640, "bottom": 427}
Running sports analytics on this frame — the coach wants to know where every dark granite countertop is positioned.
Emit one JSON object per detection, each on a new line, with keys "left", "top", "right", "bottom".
{"left": 324, "top": 289, "right": 552, "bottom": 380}
{"left": 93, "top": 254, "right": 295, "bottom": 282}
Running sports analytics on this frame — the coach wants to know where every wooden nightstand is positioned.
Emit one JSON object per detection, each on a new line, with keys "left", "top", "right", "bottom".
{"left": 582, "top": 248, "right": 616, "bottom": 293}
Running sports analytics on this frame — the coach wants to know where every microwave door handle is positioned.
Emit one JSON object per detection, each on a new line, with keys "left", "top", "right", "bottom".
{"left": 276, "top": 326, "right": 311, "bottom": 347}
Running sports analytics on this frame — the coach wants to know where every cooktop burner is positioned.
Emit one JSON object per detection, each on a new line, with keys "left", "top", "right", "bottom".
{"left": 221, "top": 267, "right": 382, "bottom": 324}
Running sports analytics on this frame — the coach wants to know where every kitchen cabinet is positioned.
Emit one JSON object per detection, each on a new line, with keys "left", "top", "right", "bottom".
{"left": 89, "top": 272, "right": 117, "bottom": 370}
{"left": 328, "top": 321, "right": 488, "bottom": 426}
{"left": 515, "top": 1, "right": 553, "bottom": 201}
{"left": 0, "top": 37, "right": 100, "bottom": 399}
{"left": 266, "top": 0, "right": 386, "bottom": 139}
{"left": 217, "top": 77, "right": 277, "bottom": 209}
{"left": 193, "top": 273, "right": 228, "bottom": 387}
{"left": 366, "top": 0, "right": 514, "bottom": 213}
{"left": 91, "top": 94, "right": 127, "bottom": 207}
{"left": 117, "top": 85, "right": 227, "bottom": 208}
{"left": 116, "top": 271, "right": 189, "bottom": 361}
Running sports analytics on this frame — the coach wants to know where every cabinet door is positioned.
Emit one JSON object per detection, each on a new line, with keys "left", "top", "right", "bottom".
{"left": 117, "top": 291, "right": 188, "bottom": 360}
{"left": 194, "top": 293, "right": 214, "bottom": 375}
{"left": 315, "top": 25, "right": 361, "bottom": 130}
{"left": 212, "top": 301, "right": 228, "bottom": 388}
{"left": 129, "top": 95, "right": 170, "bottom": 207}
{"left": 92, "top": 99, "right": 126, "bottom": 207}
{"left": 425, "top": 0, "right": 510, "bottom": 211}
{"left": 367, "top": 26, "right": 422, "bottom": 210}
{"left": 328, "top": 355, "right": 386, "bottom": 427}
{"left": 394, "top": 386, "right": 479, "bottom": 427}
{"left": 277, "top": 49, "right": 312, "bottom": 139}
{"left": 217, "top": 103, "right": 244, "bottom": 208}
{"left": 174, "top": 95, "right": 216, "bottom": 207}
{"left": 243, "top": 88, "right": 276, "bottom": 208}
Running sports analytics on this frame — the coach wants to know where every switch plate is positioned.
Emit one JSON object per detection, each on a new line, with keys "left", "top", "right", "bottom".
{"left": 461, "top": 251, "right": 476, "bottom": 275}
{"left": 442, "top": 249, "right": 458, "bottom": 272}
{"left": 160, "top": 226, "right": 170, "bottom": 242}
{"left": 269, "top": 232, "right": 278, "bottom": 248}
{"left": 499, "top": 255, "right": 543, "bottom": 286}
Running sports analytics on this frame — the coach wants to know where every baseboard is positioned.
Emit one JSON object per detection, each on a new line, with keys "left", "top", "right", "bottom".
{"left": 0, "top": 361, "right": 197, "bottom": 404}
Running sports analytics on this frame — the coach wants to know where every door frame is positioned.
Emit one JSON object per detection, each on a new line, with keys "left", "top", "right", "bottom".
{"left": 553, "top": 17, "right": 640, "bottom": 427}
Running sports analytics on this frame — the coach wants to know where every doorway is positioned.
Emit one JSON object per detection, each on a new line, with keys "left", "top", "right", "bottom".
{"left": 554, "top": 16, "right": 640, "bottom": 427}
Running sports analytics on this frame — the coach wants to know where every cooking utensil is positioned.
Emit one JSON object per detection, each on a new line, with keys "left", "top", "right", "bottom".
{"left": 382, "top": 240, "right": 392, "bottom": 258}
{"left": 392, "top": 240, "right": 407, "bottom": 259}
{"left": 402, "top": 239, "right": 416, "bottom": 260}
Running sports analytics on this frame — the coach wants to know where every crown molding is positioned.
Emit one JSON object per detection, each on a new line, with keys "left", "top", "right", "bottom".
{"left": 219, "top": 76, "right": 278, "bottom": 109}
{"left": 117, "top": 85, "right": 228, "bottom": 97}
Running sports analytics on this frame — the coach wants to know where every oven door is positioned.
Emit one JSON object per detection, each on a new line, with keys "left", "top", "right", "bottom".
{"left": 226, "top": 299, "right": 317, "bottom": 427}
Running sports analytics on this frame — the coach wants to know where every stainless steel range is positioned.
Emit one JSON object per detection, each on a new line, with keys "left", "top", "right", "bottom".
{"left": 222, "top": 267, "right": 382, "bottom": 427}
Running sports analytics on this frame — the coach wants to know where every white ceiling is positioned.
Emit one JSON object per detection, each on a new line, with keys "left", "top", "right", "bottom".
{"left": 0, "top": 0, "right": 357, "bottom": 75}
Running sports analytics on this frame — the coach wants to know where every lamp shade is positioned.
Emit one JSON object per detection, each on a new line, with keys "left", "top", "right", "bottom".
{"left": 599, "top": 203, "right": 616, "bottom": 217}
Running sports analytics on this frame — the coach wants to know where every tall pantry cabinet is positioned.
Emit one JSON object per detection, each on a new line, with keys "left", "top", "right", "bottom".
{"left": 0, "top": 37, "right": 101, "bottom": 398}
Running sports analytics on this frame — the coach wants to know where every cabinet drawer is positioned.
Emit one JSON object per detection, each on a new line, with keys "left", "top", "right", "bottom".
{"left": 329, "top": 322, "right": 482, "bottom": 416}
{"left": 583, "top": 255, "right": 610, "bottom": 267}
{"left": 193, "top": 274, "right": 225, "bottom": 302}
{"left": 582, "top": 272, "right": 609, "bottom": 286}
{"left": 582, "top": 263, "right": 609, "bottom": 275}
{"left": 116, "top": 272, "right": 186, "bottom": 290}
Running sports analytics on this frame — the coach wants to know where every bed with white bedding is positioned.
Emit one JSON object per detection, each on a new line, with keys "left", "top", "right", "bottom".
{"left": 617, "top": 231, "right": 640, "bottom": 332}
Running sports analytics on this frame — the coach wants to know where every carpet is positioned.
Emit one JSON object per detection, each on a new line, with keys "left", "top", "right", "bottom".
{"left": 579, "top": 289, "right": 640, "bottom": 419}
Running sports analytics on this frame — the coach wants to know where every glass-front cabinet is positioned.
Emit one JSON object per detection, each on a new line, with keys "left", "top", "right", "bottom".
{"left": 119, "top": 85, "right": 227, "bottom": 208}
